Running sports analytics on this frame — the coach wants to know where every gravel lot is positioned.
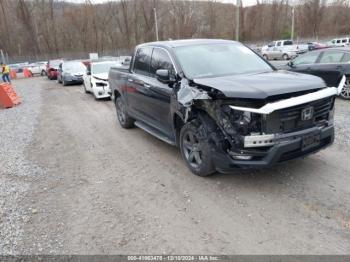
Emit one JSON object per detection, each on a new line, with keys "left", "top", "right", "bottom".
{"left": 1, "top": 77, "right": 350, "bottom": 254}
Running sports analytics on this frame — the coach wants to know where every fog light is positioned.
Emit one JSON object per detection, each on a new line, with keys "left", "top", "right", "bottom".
{"left": 98, "top": 91, "right": 103, "bottom": 95}
{"left": 232, "top": 155, "right": 253, "bottom": 160}
{"left": 228, "top": 151, "right": 253, "bottom": 160}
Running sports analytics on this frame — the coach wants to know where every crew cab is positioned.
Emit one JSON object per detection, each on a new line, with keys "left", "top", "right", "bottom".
{"left": 261, "top": 40, "right": 308, "bottom": 60}
{"left": 109, "top": 39, "right": 340, "bottom": 176}
{"left": 83, "top": 60, "right": 122, "bottom": 99}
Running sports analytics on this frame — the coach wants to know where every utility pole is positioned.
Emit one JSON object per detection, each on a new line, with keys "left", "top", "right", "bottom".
{"left": 154, "top": 8, "right": 159, "bottom": 41}
{"left": 235, "top": 0, "right": 241, "bottom": 41}
{"left": 291, "top": 6, "right": 295, "bottom": 41}
{"left": 0, "top": 49, "right": 5, "bottom": 63}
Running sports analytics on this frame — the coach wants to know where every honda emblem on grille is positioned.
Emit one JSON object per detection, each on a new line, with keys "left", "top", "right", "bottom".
{"left": 301, "top": 106, "right": 314, "bottom": 121}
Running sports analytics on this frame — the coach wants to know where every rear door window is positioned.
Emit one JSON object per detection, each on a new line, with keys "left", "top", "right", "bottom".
{"left": 319, "top": 51, "right": 345, "bottom": 64}
{"left": 133, "top": 47, "right": 153, "bottom": 76}
{"left": 341, "top": 52, "right": 350, "bottom": 63}
{"left": 150, "top": 48, "right": 175, "bottom": 77}
{"left": 293, "top": 51, "right": 320, "bottom": 65}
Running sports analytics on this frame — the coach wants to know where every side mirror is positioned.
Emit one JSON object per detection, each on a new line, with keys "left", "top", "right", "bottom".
{"left": 287, "top": 61, "right": 294, "bottom": 67}
{"left": 156, "top": 69, "right": 170, "bottom": 83}
{"left": 87, "top": 71, "right": 91, "bottom": 75}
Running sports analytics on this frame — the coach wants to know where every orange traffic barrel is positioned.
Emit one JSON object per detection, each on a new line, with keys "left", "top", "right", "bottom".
{"left": 10, "top": 69, "right": 17, "bottom": 79}
{"left": 23, "top": 68, "right": 32, "bottom": 78}
{"left": 0, "top": 83, "right": 21, "bottom": 108}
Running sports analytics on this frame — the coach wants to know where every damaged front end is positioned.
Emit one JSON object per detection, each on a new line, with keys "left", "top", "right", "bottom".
{"left": 175, "top": 78, "right": 339, "bottom": 171}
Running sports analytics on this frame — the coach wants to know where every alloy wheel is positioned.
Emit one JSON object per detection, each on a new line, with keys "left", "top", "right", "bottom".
{"left": 116, "top": 98, "right": 126, "bottom": 124}
{"left": 182, "top": 131, "right": 203, "bottom": 168}
{"left": 340, "top": 78, "right": 350, "bottom": 99}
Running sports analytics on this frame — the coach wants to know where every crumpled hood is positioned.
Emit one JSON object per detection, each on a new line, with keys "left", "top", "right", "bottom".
{"left": 193, "top": 70, "right": 326, "bottom": 99}
{"left": 92, "top": 73, "right": 108, "bottom": 81}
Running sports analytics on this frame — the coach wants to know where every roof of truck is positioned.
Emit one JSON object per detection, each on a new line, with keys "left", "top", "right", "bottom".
{"left": 138, "top": 39, "right": 238, "bottom": 49}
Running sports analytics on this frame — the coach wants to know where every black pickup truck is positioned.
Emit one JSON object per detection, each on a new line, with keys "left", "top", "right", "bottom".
{"left": 109, "top": 39, "right": 339, "bottom": 176}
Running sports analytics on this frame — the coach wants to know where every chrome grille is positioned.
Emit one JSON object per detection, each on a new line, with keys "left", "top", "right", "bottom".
{"left": 264, "top": 96, "right": 334, "bottom": 134}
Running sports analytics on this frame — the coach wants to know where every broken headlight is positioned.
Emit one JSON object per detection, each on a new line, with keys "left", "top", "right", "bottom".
{"left": 220, "top": 105, "right": 262, "bottom": 136}
{"left": 96, "top": 82, "right": 108, "bottom": 87}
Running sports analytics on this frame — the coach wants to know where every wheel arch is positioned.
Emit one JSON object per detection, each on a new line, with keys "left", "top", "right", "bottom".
{"left": 173, "top": 108, "right": 218, "bottom": 146}
{"left": 113, "top": 89, "right": 121, "bottom": 102}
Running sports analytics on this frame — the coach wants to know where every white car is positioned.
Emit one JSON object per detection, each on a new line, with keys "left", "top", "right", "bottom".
{"left": 28, "top": 62, "right": 47, "bottom": 76}
{"left": 261, "top": 40, "right": 308, "bottom": 60}
{"left": 83, "top": 61, "right": 122, "bottom": 99}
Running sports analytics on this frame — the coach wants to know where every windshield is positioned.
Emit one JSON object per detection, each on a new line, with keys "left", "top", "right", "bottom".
{"left": 174, "top": 43, "right": 273, "bottom": 79}
{"left": 63, "top": 62, "right": 86, "bottom": 73}
{"left": 50, "top": 60, "right": 62, "bottom": 68}
{"left": 92, "top": 62, "right": 119, "bottom": 74}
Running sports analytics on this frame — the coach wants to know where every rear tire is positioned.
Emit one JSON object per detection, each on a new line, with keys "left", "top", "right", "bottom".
{"left": 180, "top": 121, "right": 215, "bottom": 177}
{"left": 115, "top": 96, "right": 134, "bottom": 129}
{"left": 340, "top": 77, "right": 350, "bottom": 100}
{"left": 282, "top": 54, "right": 289, "bottom": 60}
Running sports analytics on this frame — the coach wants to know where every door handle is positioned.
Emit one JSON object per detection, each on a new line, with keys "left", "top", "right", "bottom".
{"left": 127, "top": 78, "right": 133, "bottom": 83}
{"left": 143, "top": 83, "right": 151, "bottom": 88}
{"left": 336, "top": 65, "right": 343, "bottom": 69}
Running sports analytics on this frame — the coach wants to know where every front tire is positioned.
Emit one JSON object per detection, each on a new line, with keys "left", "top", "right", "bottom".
{"left": 180, "top": 121, "right": 215, "bottom": 177}
{"left": 115, "top": 96, "right": 134, "bottom": 129}
{"left": 84, "top": 84, "right": 89, "bottom": 94}
{"left": 340, "top": 77, "right": 350, "bottom": 100}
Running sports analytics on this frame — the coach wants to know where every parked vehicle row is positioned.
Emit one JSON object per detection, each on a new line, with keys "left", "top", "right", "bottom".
{"left": 109, "top": 39, "right": 341, "bottom": 176}
{"left": 260, "top": 36, "right": 350, "bottom": 61}
{"left": 46, "top": 57, "right": 129, "bottom": 101}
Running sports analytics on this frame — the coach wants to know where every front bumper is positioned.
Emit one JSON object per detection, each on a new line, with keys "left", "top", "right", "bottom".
{"left": 92, "top": 83, "right": 111, "bottom": 99}
{"left": 213, "top": 125, "right": 334, "bottom": 172}
{"left": 65, "top": 76, "right": 83, "bottom": 84}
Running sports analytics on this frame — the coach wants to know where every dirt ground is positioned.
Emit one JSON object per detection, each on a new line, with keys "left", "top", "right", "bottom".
{"left": 1, "top": 77, "right": 350, "bottom": 254}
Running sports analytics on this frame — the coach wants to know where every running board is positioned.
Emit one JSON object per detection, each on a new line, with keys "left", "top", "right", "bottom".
{"left": 134, "top": 121, "right": 176, "bottom": 146}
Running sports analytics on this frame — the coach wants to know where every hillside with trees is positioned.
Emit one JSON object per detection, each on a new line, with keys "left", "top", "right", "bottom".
{"left": 0, "top": 0, "right": 349, "bottom": 62}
